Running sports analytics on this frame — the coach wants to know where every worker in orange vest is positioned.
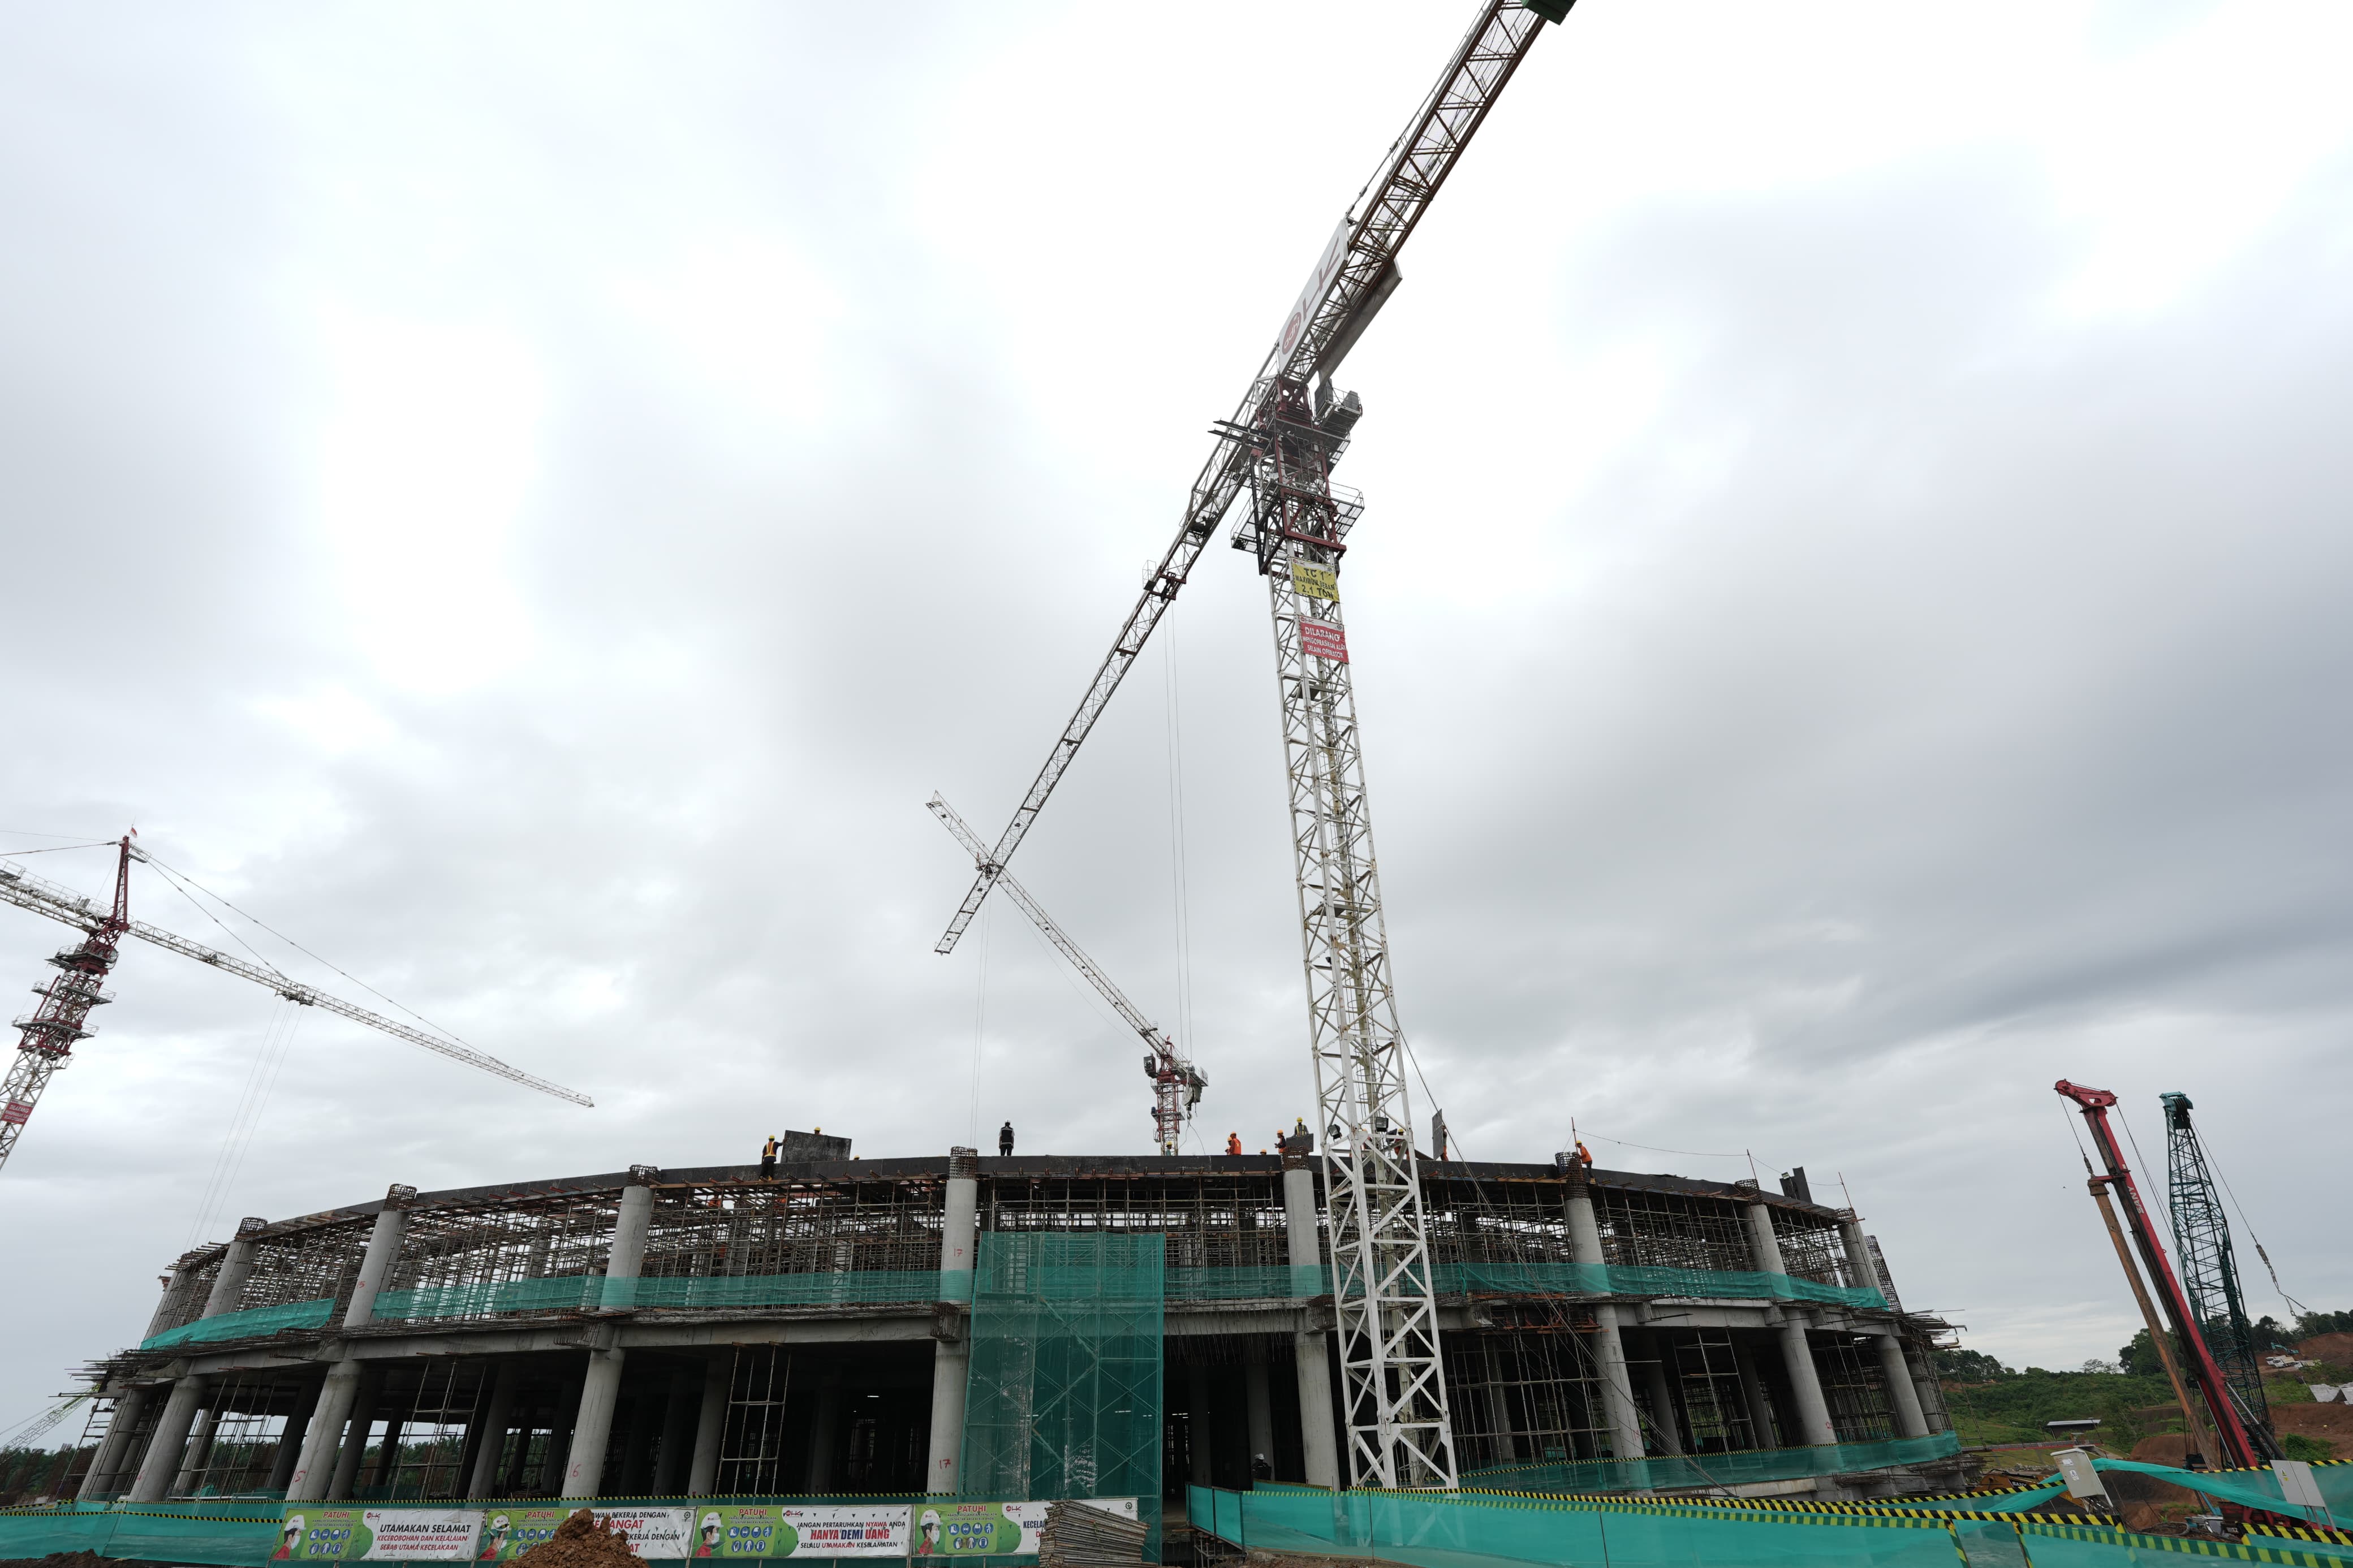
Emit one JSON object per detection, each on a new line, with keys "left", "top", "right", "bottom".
{"left": 1226, "top": 1132, "right": 1243, "bottom": 1156}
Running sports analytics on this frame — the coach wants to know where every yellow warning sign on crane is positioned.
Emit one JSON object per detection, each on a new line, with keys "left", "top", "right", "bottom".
{"left": 1288, "top": 555, "right": 1338, "bottom": 601}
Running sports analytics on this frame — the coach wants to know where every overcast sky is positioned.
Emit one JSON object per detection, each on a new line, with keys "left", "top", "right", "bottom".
{"left": 1, "top": 0, "right": 2347, "bottom": 1434}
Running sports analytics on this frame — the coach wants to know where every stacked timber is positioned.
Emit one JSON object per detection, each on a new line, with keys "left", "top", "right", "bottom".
{"left": 1040, "top": 1501, "right": 1148, "bottom": 1568}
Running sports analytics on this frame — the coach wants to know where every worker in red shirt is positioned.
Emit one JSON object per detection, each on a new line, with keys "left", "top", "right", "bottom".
{"left": 1226, "top": 1132, "right": 1243, "bottom": 1156}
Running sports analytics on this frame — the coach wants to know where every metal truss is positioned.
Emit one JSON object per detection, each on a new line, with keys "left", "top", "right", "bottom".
{"left": 1236, "top": 378, "right": 1453, "bottom": 1490}
{"left": 929, "top": 795, "right": 1204, "bottom": 1154}
{"left": 0, "top": 848, "right": 590, "bottom": 1111}
{"left": 932, "top": 2, "right": 1554, "bottom": 957}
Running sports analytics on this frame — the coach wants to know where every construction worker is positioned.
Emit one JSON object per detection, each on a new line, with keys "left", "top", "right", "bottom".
{"left": 1290, "top": 1117, "right": 1313, "bottom": 1155}
{"left": 1575, "top": 1139, "right": 1593, "bottom": 1169}
{"left": 1226, "top": 1131, "right": 1243, "bottom": 1156}
{"left": 760, "top": 1134, "right": 779, "bottom": 1180}
{"left": 999, "top": 1121, "right": 1015, "bottom": 1157}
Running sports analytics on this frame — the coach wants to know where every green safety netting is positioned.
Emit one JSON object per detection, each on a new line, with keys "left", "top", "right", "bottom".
{"left": 2089, "top": 1457, "right": 2352, "bottom": 1530}
{"left": 360, "top": 1260, "right": 1883, "bottom": 1325}
{"left": 1463, "top": 1431, "right": 1963, "bottom": 1494}
{"left": 1190, "top": 1484, "right": 1964, "bottom": 1568}
{"left": 959, "top": 1230, "right": 1162, "bottom": 1554}
{"left": 0, "top": 1507, "right": 277, "bottom": 1565}
{"left": 140, "top": 1297, "right": 337, "bottom": 1351}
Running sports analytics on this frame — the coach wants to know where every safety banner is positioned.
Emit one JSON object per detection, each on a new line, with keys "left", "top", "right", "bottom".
{"left": 679, "top": 1503, "right": 908, "bottom": 1559}
{"left": 1298, "top": 620, "right": 1348, "bottom": 662}
{"left": 1288, "top": 556, "right": 1338, "bottom": 602}
{"left": 275, "top": 1507, "right": 482, "bottom": 1561}
{"left": 910, "top": 1500, "right": 1136, "bottom": 1559}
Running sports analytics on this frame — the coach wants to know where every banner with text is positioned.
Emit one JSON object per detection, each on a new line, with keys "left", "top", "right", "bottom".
{"left": 275, "top": 1508, "right": 482, "bottom": 1562}
{"left": 911, "top": 1500, "right": 1136, "bottom": 1559}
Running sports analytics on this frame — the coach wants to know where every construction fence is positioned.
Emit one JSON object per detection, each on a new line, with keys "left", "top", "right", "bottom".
{"left": 0, "top": 1493, "right": 1143, "bottom": 1566}
{"left": 1189, "top": 1478, "right": 2353, "bottom": 1568}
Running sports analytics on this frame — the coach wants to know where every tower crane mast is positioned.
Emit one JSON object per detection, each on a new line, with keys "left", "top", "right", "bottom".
{"left": 929, "top": 795, "right": 1204, "bottom": 1155}
{"left": 933, "top": 0, "right": 1572, "bottom": 1489}
{"left": 0, "top": 837, "right": 591, "bottom": 1174}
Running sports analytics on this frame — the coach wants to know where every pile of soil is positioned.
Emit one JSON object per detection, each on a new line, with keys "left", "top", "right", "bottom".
{"left": 2295, "top": 1333, "right": 2353, "bottom": 1370}
{"left": 508, "top": 1510, "right": 647, "bottom": 1568}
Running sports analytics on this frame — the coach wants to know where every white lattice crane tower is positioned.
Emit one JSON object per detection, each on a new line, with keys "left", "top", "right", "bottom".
{"left": 933, "top": 0, "right": 1568, "bottom": 1489}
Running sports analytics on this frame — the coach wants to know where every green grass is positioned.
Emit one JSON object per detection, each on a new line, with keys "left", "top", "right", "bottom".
{"left": 1941, "top": 1368, "right": 2185, "bottom": 1450}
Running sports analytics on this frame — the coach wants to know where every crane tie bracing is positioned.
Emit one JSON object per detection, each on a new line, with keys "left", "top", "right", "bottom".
{"left": 0, "top": 837, "right": 591, "bottom": 1174}
{"left": 932, "top": 0, "right": 1572, "bottom": 1491}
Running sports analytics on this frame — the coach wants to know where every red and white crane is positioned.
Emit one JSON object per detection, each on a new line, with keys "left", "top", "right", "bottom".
{"left": 932, "top": 0, "right": 1572, "bottom": 1489}
{"left": 929, "top": 795, "right": 1205, "bottom": 1156}
{"left": 0, "top": 836, "right": 592, "bottom": 1174}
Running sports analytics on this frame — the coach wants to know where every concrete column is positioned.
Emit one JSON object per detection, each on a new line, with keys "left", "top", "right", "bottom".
{"left": 805, "top": 1383, "right": 839, "bottom": 1491}
{"left": 289, "top": 1185, "right": 412, "bottom": 1501}
{"left": 539, "top": 1380, "right": 579, "bottom": 1494}
{"left": 201, "top": 1220, "right": 269, "bottom": 1319}
{"left": 367, "top": 1412, "right": 404, "bottom": 1492}
{"left": 1746, "top": 1196, "right": 1836, "bottom": 1446}
{"left": 1876, "top": 1336, "right": 1929, "bottom": 1438}
{"left": 1563, "top": 1165, "right": 1646, "bottom": 1461}
{"left": 654, "top": 1367, "right": 700, "bottom": 1495}
{"left": 1291, "top": 1332, "right": 1338, "bottom": 1489}
{"left": 268, "top": 1375, "right": 324, "bottom": 1494}
{"left": 1639, "top": 1342, "right": 1683, "bottom": 1456}
{"left": 328, "top": 1375, "right": 380, "bottom": 1500}
{"left": 345, "top": 1189, "right": 417, "bottom": 1331}
{"left": 926, "top": 1148, "right": 979, "bottom": 1494}
{"left": 1774, "top": 1321, "right": 1838, "bottom": 1446}
{"left": 561, "top": 1176, "right": 655, "bottom": 1498}
{"left": 618, "top": 1389, "right": 660, "bottom": 1494}
{"left": 1732, "top": 1342, "right": 1778, "bottom": 1448}
{"left": 562, "top": 1348, "right": 627, "bottom": 1497}
{"left": 467, "top": 1363, "right": 520, "bottom": 1500}
{"left": 145, "top": 1269, "right": 198, "bottom": 1344}
{"left": 173, "top": 1407, "right": 220, "bottom": 1495}
{"left": 1902, "top": 1344, "right": 1946, "bottom": 1434}
{"left": 128, "top": 1375, "right": 210, "bottom": 1502}
{"left": 1838, "top": 1219, "right": 1879, "bottom": 1296}
{"left": 1742, "top": 1199, "right": 1789, "bottom": 1276}
{"left": 1281, "top": 1161, "right": 1339, "bottom": 1488}
{"left": 687, "top": 1358, "right": 727, "bottom": 1496}
{"left": 78, "top": 1385, "right": 149, "bottom": 1500}
{"left": 1244, "top": 1360, "right": 1275, "bottom": 1480}
{"left": 1187, "top": 1368, "right": 1212, "bottom": 1484}
{"left": 286, "top": 1364, "right": 364, "bottom": 1501}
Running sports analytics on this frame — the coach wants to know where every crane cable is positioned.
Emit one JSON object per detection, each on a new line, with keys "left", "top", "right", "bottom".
{"left": 184, "top": 996, "right": 306, "bottom": 1251}
{"left": 135, "top": 848, "right": 483, "bottom": 1055}
{"left": 2200, "top": 1124, "right": 2308, "bottom": 1320}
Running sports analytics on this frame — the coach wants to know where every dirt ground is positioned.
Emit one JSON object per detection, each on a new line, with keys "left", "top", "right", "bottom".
{"left": 2295, "top": 1333, "right": 2353, "bottom": 1370}
{"left": 2270, "top": 1399, "right": 2352, "bottom": 1455}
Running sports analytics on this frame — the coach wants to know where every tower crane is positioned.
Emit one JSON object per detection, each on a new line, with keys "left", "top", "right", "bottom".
{"left": 2162, "top": 1091, "right": 2277, "bottom": 1448}
{"left": 2054, "top": 1081, "right": 2272, "bottom": 1468}
{"left": 928, "top": 795, "right": 1205, "bottom": 1156}
{"left": 932, "top": 0, "right": 1574, "bottom": 1488}
{"left": 0, "top": 836, "right": 592, "bottom": 1174}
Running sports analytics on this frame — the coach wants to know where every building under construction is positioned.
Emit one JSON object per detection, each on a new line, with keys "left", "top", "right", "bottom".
{"left": 64, "top": 1143, "right": 1967, "bottom": 1513}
